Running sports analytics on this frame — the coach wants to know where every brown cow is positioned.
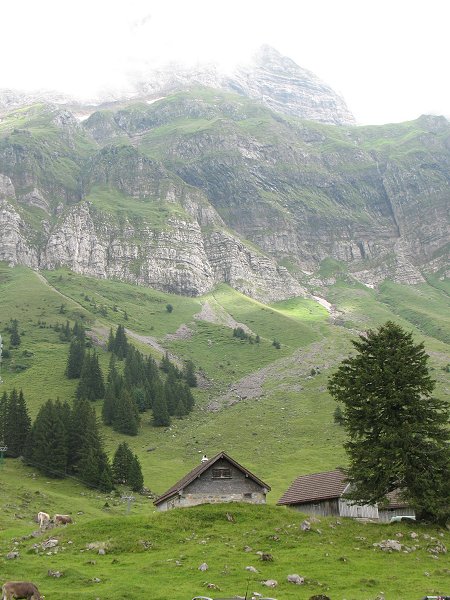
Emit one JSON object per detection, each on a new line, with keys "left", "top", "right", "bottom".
{"left": 1, "top": 581, "right": 42, "bottom": 599}
{"left": 53, "top": 514, "right": 72, "bottom": 525}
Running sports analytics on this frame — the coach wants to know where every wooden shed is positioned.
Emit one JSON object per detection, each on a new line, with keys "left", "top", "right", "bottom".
{"left": 277, "top": 469, "right": 413, "bottom": 521}
{"left": 154, "top": 451, "right": 271, "bottom": 511}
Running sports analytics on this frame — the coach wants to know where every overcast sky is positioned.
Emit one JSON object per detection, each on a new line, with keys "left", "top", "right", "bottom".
{"left": 1, "top": 0, "right": 449, "bottom": 125}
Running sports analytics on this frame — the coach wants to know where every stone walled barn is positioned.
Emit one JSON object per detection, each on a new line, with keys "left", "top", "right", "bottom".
{"left": 154, "top": 451, "right": 271, "bottom": 511}
{"left": 277, "top": 469, "right": 414, "bottom": 521}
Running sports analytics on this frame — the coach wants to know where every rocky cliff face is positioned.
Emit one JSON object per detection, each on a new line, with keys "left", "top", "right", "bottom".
{"left": 0, "top": 98, "right": 448, "bottom": 299}
{"left": 225, "top": 46, "right": 354, "bottom": 125}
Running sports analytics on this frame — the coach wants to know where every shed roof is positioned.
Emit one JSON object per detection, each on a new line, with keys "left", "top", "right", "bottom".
{"left": 277, "top": 469, "right": 348, "bottom": 505}
{"left": 154, "top": 451, "right": 271, "bottom": 506}
{"left": 277, "top": 469, "right": 410, "bottom": 509}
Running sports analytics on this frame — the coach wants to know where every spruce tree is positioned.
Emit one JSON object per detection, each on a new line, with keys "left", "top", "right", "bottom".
{"left": 0, "top": 390, "right": 7, "bottom": 442}
{"left": 25, "top": 400, "right": 67, "bottom": 477}
{"left": 9, "top": 319, "right": 21, "bottom": 347}
{"left": 164, "top": 372, "right": 178, "bottom": 415}
{"left": 112, "top": 389, "right": 139, "bottom": 435}
{"left": 107, "top": 327, "right": 115, "bottom": 352}
{"left": 66, "top": 338, "right": 85, "bottom": 379}
{"left": 102, "top": 359, "right": 122, "bottom": 426}
{"left": 112, "top": 442, "right": 133, "bottom": 483}
{"left": 4, "top": 389, "right": 31, "bottom": 457}
{"left": 328, "top": 321, "right": 450, "bottom": 524}
{"left": 183, "top": 360, "right": 197, "bottom": 387}
{"left": 152, "top": 383, "right": 170, "bottom": 427}
{"left": 76, "top": 352, "right": 105, "bottom": 401}
{"left": 113, "top": 324, "right": 128, "bottom": 360}
{"left": 129, "top": 454, "right": 144, "bottom": 492}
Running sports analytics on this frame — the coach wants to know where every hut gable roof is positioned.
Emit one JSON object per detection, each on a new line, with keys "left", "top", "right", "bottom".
{"left": 277, "top": 469, "right": 348, "bottom": 505}
{"left": 154, "top": 451, "right": 271, "bottom": 506}
{"left": 277, "top": 469, "right": 410, "bottom": 509}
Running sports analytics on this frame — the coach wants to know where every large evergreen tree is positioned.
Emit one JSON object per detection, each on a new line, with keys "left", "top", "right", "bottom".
{"left": 25, "top": 400, "right": 68, "bottom": 477}
{"left": 113, "top": 324, "right": 128, "bottom": 360}
{"left": 129, "top": 454, "right": 144, "bottom": 492}
{"left": 66, "top": 338, "right": 85, "bottom": 379}
{"left": 328, "top": 321, "right": 450, "bottom": 524}
{"left": 152, "top": 382, "right": 170, "bottom": 427}
{"left": 4, "top": 389, "right": 31, "bottom": 457}
{"left": 112, "top": 442, "right": 144, "bottom": 491}
{"left": 76, "top": 352, "right": 105, "bottom": 401}
{"left": 112, "top": 389, "right": 139, "bottom": 435}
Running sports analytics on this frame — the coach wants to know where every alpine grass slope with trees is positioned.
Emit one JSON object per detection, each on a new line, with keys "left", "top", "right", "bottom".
{"left": 0, "top": 50, "right": 449, "bottom": 597}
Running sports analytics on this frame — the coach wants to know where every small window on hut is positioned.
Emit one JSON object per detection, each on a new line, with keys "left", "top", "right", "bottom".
{"left": 212, "top": 468, "right": 232, "bottom": 479}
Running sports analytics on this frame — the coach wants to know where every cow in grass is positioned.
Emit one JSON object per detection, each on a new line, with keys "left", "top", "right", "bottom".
{"left": 1, "top": 581, "right": 42, "bottom": 599}
{"left": 36, "top": 512, "right": 50, "bottom": 529}
{"left": 53, "top": 514, "right": 72, "bottom": 525}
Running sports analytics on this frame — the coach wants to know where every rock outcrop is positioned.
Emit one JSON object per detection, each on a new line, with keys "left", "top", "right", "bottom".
{"left": 0, "top": 95, "right": 448, "bottom": 299}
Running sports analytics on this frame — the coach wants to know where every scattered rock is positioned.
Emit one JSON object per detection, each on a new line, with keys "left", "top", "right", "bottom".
{"left": 287, "top": 573, "right": 304, "bottom": 584}
{"left": 47, "top": 570, "right": 63, "bottom": 578}
{"left": 262, "top": 579, "right": 278, "bottom": 588}
{"left": 374, "top": 539, "right": 402, "bottom": 552}
{"left": 226, "top": 512, "right": 235, "bottom": 523}
{"left": 245, "top": 566, "right": 259, "bottom": 573}
{"left": 6, "top": 551, "right": 19, "bottom": 559}
{"left": 427, "top": 541, "right": 447, "bottom": 555}
{"left": 198, "top": 562, "right": 208, "bottom": 571}
{"left": 42, "top": 539, "right": 59, "bottom": 549}
{"left": 300, "top": 520, "right": 311, "bottom": 531}
{"left": 244, "top": 545, "right": 253, "bottom": 552}
{"left": 98, "top": 548, "right": 106, "bottom": 555}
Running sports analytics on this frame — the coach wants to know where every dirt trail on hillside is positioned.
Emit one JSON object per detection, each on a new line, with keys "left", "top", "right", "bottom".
{"left": 207, "top": 339, "right": 348, "bottom": 411}
{"left": 194, "top": 300, "right": 254, "bottom": 334}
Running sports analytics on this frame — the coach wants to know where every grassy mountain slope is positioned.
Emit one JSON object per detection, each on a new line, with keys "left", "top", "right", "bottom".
{"left": 1, "top": 263, "right": 449, "bottom": 598}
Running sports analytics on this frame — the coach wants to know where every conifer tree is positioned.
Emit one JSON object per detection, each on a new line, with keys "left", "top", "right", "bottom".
{"left": 113, "top": 324, "right": 128, "bottom": 360}
{"left": 160, "top": 351, "right": 171, "bottom": 373}
{"left": 66, "top": 338, "right": 85, "bottom": 379}
{"left": 72, "top": 320, "right": 86, "bottom": 342}
{"left": 0, "top": 390, "right": 7, "bottom": 442}
{"left": 98, "top": 466, "right": 114, "bottom": 492}
{"left": 4, "top": 389, "right": 31, "bottom": 457}
{"left": 183, "top": 360, "right": 197, "bottom": 387}
{"left": 328, "top": 321, "right": 450, "bottom": 524}
{"left": 112, "top": 389, "right": 139, "bottom": 435}
{"left": 76, "top": 352, "right": 105, "bottom": 401}
{"left": 112, "top": 442, "right": 133, "bottom": 483}
{"left": 9, "top": 319, "right": 21, "bottom": 347}
{"left": 129, "top": 454, "right": 144, "bottom": 492}
{"left": 164, "top": 372, "right": 178, "bottom": 415}
{"left": 107, "top": 327, "right": 115, "bottom": 352}
{"left": 25, "top": 400, "right": 67, "bottom": 477}
{"left": 152, "top": 383, "right": 170, "bottom": 427}
{"left": 102, "top": 356, "right": 122, "bottom": 425}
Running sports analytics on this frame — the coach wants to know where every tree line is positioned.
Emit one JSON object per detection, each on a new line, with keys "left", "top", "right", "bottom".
{"left": 66, "top": 323, "right": 196, "bottom": 433}
{"left": 0, "top": 388, "right": 144, "bottom": 492}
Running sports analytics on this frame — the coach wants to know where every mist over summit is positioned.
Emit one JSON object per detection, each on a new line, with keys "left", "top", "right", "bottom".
{"left": 0, "top": 46, "right": 354, "bottom": 125}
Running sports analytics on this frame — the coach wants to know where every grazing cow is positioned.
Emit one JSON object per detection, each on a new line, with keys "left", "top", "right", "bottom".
{"left": 53, "top": 514, "right": 72, "bottom": 525}
{"left": 37, "top": 512, "right": 50, "bottom": 528}
{"left": 1, "top": 581, "right": 42, "bottom": 599}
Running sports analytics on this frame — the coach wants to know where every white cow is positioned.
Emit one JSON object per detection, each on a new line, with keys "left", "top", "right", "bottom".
{"left": 37, "top": 512, "right": 50, "bottom": 528}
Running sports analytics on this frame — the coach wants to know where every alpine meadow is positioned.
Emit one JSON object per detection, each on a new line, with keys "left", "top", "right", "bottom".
{"left": 0, "top": 45, "right": 449, "bottom": 600}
